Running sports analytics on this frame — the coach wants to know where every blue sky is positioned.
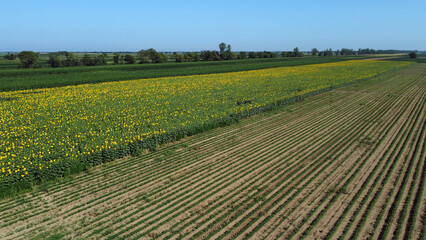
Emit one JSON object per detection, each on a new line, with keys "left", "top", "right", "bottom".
{"left": 2, "top": 0, "right": 425, "bottom": 52}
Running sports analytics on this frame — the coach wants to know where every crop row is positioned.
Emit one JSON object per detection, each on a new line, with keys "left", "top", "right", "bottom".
{"left": 1, "top": 68, "right": 372, "bottom": 238}
{"left": 0, "top": 60, "right": 410, "bottom": 196}
{"left": 0, "top": 86, "right": 340, "bottom": 237}
{"left": 1, "top": 63, "right": 424, "bottom": 239}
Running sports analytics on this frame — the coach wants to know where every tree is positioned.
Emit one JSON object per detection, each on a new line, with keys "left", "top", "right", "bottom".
{"left": 148, "top": 49, "right": 161, "bottom": 63}
{"left": 123, "top": 54, "right": 136, "bottom": 64}
{"left": 408, "top": 52, "right": 417, "bottom": 59}
{"left": 294, "top": 47, "right": 303, "bottom": 57}
{"left": 157, "top": 53, "right": 168, "bottom": 63}
{"left": 137, "top": 50, "right": 149, "bottom": 63}
{"left": 261, "top": 51, "right": 276, "bottom": 58}
{"left": 219, "top": 42, "right": 226, "bottom": 53}
{"left": 17, "top": 51, "right": 39, "bottom": 68}
{"left": 218, "top": 42, "right": 233, "bottom": 60}
{"left": 81, "top": 54, "right": 96, "bottom": 66}
{"left": 238, "top": 51, "right": 247, "bottom": 59}
{"left": 95, "top": 53, "right": 108, "bottom": 65}
{"left": 47, "top": 53, "right": 62, "bottom": 67}
{"left": 286, "top": 52, "right": 295, "bottom": 57}
{"left": 172, "top": 52, "right": 184, "bottom": 62}
{"left": 4, "top": 53, "right": 17, "bottom": 60}
{"left": 321, "top": 48, "right": 333, "bottom": 56}
{"left": 311, "top": 48, "right": 318, "bottom": 56}
{"left": 184, "top": 52, "right": 200, "bottom": 62}
{"left": 63, "top": 52, "right": 80, "bottom": 66}
{"left": 340, "top": 48, "right": 355, "bottom": 56}
{"left": 200, "top": 50, "right": 220, "bottom": 61}
{"left": 138, "top": 48, "right": 165, "bottom": 63}
{"left": 113, "top": 53, "right": 124, "bottom": 64}
{"left": 192, "top": 52, "right": 200, "bottom": 62}
{"left": 294, "top": 47, "right": 300, "bottom": 56}
{"left": 248, "top": 52, "right": 257, "bottom": 59}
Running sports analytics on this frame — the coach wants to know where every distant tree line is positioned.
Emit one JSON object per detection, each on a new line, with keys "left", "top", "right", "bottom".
{"left": 47, "top": 52, "right": 109, "bottom": 67}
{"left": 3, "top": 53, "right": 17, "bottom": 60}
{"left": 9, "top": 45, "right": 420, "bottom": 68}
{"left": 356, "top": 48, "right": 413, "bottom": 55}
{"left": 281, "top": 47, "right": 303, "bottom": 57}
{"left": 310, "top": 48, "right": 416, "bottom": 56}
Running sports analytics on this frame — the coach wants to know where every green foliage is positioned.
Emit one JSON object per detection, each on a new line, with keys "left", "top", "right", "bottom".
{"left": 219, "top": 43, "right": 233, "bottom": 60}
{"left": 137, "top": 50, "right": 150, "bottom": 64}
{"left": 0, "top": 57, "right": 361, "bottom": 92}
{"left": 18, "top": 51, "right": 39, "bottom": 68}
{"left": 81, "top": 54, "right": 96, "bottom": 66}
{"left": 294, "top": 47, "right": 303, "bottom": 57}
{"left": 219, "top": 42, "right": 226, "bottom": 53}
{"left": 47, "top": 53, "right": 63, "bottom": 68}
{"left": 172, "top": 52, "right": 184, "bottom": 62}
{"left": 200, "top": 50, "right": 221, "bottom": 61}
{"left": 48, "top": 52, "right": 82, "bottom": 67}
{"left": 113, "top": 53, "right": 124, "bottom": 64}
{"left": 63, "top": 52, "right": 80, "bottom": 67}
{"left": 137, "top": 48, "right": 167, "bottom": 63}
{"left": 123, "top": 54, "right": 136, "bottom": 64}
{"left": 320, "top": 48, "right": 334, "bottom": 57}
{"left": 183, "top": 52, "right": 200, "bottom": 62}
{"left": 408, "top": 52, "right": 417, "bottom": 59}
{"left": 339, "top": 48, "right": 355, "bottom": 56}
{"left": 311, "top": 48, "right": 318, "bottom": 56}
{"left": 238, "top": 51, "right": 247, "bottom": 59}
{"left": 4, "top": 53, "right": 17, "bottom": 60}
{"left": 95, "top": 53, "right": 108, "bottom": 65}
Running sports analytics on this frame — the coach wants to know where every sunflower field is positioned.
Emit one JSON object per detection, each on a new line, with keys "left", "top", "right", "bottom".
{"left": 0, "top": 60, "right": 411, "bottom": 195}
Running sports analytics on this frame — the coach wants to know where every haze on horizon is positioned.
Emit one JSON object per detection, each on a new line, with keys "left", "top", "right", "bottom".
{"left": 2, "top": 0, "right": 425, "bottom": 52}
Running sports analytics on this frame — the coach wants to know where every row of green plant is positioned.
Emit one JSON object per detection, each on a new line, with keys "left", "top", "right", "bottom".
{"left": 324, "top": 95, "right": 412, "bottom": 239}
{"left": 335, "top": 91, "right": 423, "bottom": 239}
{"left": 270, "top": 74, "right": 422, "bottom": 239}
{"left": 328, "top": 76, "right": 423, "bottom": 239}
{"left": 403, "top": 130, "right": 425, "bottom": 240}
{"left": 0, "top": 56, "right": 360, "bottom": 92}
{"left": 119, "top": 88, "right": 355, "bottom": 239}
{"left": 76, "top": 92, "right": 339, "bottom": 238}
{"left": 376, "top": 98, "right": 424, "bottom": 239}
{"left": 391, "top": 120, "right": 424, "bottom": 239}
{"left": 175, "top": 86, "right": 382, "bottom": 240}
{"left": 79, "top": 90, "right": 345, "bottom": 238}
{"left": 2, "top": 104, "right": 278, "bottom": 236}
{"left": 301, "top": 87, "right": 419, "bottom": 239}
{"left": 365, "top": 97, "right": 424, "bottom": 239}
{"left": 122, "top": 109, "right": 337, "bottom": 239}
{"left": 261, "top": 93, "right": 394, "bottom": 239}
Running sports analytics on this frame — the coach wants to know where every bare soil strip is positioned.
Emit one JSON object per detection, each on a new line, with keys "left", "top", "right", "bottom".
{"left": 0, "top": 64, "right": 424, "bottom": 240}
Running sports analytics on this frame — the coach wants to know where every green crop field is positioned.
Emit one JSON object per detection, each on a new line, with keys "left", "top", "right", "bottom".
{"left": 0, "top": 62, "right": 423, "bottom": 240}
{"left": 0, "top": 56, "right": 362, "bottom": 92}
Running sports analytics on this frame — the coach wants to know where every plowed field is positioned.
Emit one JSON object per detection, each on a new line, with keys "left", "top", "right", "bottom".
{"left": 0, "top": 63, "right": 424, "bottom": 240}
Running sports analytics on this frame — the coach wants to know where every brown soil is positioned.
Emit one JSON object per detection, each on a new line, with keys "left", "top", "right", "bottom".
{"left": 0, "top": 64, "right": 424, "bottom": 240}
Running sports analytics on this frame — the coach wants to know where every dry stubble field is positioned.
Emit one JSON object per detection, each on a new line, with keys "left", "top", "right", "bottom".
{"left": 0, "top": 63, "right": 424, "bottom": 240}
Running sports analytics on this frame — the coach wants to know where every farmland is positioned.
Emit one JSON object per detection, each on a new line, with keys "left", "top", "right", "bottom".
{"left": 0, "top": 62, "right": 424, "bottom": 239}
{"left": 0, "top": 56, "right": 360, "bottom": 92}
{"left": 0, "top": 60, "right": 410, "bottom": 197}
